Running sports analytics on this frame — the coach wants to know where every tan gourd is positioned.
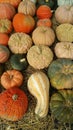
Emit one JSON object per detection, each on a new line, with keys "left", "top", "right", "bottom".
{"left": 27, "top": 71, "right": 50, "bottom": 118}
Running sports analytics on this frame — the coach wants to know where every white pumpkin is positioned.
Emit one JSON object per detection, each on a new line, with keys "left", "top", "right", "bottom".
{"left": 54, "top": 42, "right": 73, "bottom": 59}
{"left": 57, "top": 0, "right": 73, "bottom": 6}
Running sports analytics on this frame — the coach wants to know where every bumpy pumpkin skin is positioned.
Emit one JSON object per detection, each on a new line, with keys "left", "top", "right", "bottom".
{"left": 47, "top": 58, "right": 73, "bottom": 89}
{"left": 50, "top": 90, "right": 73, "bottom": 124}
{"left": 1, "top": 69, "right": 23, "bottom": 89}
{"left": 37, "top": 18, "right": 52, "bottom": 27}
{"left": 57, "top": 0, "right": 73, "bottom": 6}
{"left": 0, "top": 87, "right": 28, "bottom": 121}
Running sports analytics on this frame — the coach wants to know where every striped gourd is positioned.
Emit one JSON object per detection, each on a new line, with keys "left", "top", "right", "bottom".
{"left": 27, "top": 71, "right": 50, "bottom": 118}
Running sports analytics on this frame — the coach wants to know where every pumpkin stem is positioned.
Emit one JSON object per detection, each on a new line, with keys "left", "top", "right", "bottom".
{"left": 12, "top": 94, "right": 18, "bottom": 100}
{"left": 45, "top": 0, "right": 49, "bottom": 2}
{"left": 20, "top": 58, "right": 26, "bottom": 63}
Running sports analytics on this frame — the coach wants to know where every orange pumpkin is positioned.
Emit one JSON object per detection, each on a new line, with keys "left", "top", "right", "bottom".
{"left": 1, "top": 69, "right": 23, "bottom": 89}
{"left": 13, "top": 13, "right": 35, "bottom": 33}
{"left": 36, "top": 5, "right": 52, "bottom": 19}
{"left": 0, "top": 0, "right": 21, "bottom": 8}
{"left": 37, "top": 18, "right": 52, "bottom": 27}
{"left": 0, "top": 33, "right": 9, "bottom": 46}
{"left": 0, "top": 87, "right": 28, "bottom": 121}
{"left": 0, "top": 3, "right": 16, "bottom": 20}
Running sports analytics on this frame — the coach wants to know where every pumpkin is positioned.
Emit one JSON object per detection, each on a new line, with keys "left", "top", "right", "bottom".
{"left": 0, "top": 87, "right": 28, "bottom": 121}
{"left": 1, "top": 69, "right": 23, "bottom": 89}
{"left": 32, "top": 26, "right": 55, "bottom": 46}
{"left": 0, "top": 0, "right": 21, "bottom": 8}
{"left": 0, "top": 3, "right": 16, "bottom": 20}
{"left": 18, "top": 0, "right": 36, "bottom": 16}
{"left": 57, "top": 0, "right": 73, "bottom": 6}
{"left": 56, "top": 23, "right": 73, "bottom": 42}
{"left": 37, "top": 0, "right": 54, "bottom": 9}
{"left": 10, "top": 54, "right": 28, "bottom": 71}
{"left": 36, "top": 5, "right": 52, "bottom": 19}
{"left": 37, "top": 18, "right": 52, "bottom": 27}
{"left": 0, "top": 19, "right": 13, "bottom": 34}
{"left": 55, "top": 5, "right": 73, "bottom": 24}
{"left": 54, "top": 42, "right": 73, "bottom": 59}
{"left": 13, "top": 13, "right": 35, "bottom": 33}
{"left": 8, "top": 32, "right": 32, "bottom": 54}
{"left": 0, "top": 33, "right": 9, "bottom": 46}
{"left": 28, "top": 71, "right": 50, "bottom": 118}
{"left": 47, "top": 58, "right": 73, "bottom": 89}
{"left": 30, "top": 0, "right": 37, "bottom": 4}
{"left": 50, "top": 90, "right": 73, "bottom": 124}
{"left": 27, "top": 45, "right": 53, "bottom": 69}
{"left": 0, "top": 45, "right": 10, "bottom": 63}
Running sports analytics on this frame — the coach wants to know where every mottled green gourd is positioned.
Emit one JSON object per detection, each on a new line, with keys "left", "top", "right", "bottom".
{"left": 57, "top": 0, "right": 73, "bottom": 6}
{"left": 50, "top": 90, "right": 73, "bottom": 124}
{"left": 47, "top": 58, "right": 73, "bottom": 89}
{"left": 10, "top": 54, "right": 28, "bottom": 71}
{"left": 37, "top": 0, "right": 54, "bottom": 9}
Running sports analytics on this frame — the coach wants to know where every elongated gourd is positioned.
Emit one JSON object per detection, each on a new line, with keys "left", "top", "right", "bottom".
{"left": 27, "top": 71, "right": 50, "bottom": 118}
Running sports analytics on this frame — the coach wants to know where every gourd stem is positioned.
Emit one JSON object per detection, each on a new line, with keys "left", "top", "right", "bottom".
{"left": 12, "top": 94, "right": 18, "bottom": 100}
{"left": 20, "top": 58, "right": 26, "bottom": 63}
{"left": 45, "top": 0, "right": 49, "bottom": 2}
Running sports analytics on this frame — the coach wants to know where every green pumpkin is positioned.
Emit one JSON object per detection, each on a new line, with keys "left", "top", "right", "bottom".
{"left": 57, "top": 0, "right": 73, "bottom": 6}
{"left": 10, "top": 54, "right": 28, "bottom": 71}
{"left": 37, "top": 0, "right": 54, "bottom": 9}
{"left": 50, "top": 90, "right": 73, "bottom": 124}
{"left": 47, "top": 58, "right": 73, "bottom": 89}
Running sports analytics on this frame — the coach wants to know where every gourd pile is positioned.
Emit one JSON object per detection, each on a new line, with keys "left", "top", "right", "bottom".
{"left": 0, "top": 0, "right": 73, "bottom": 127}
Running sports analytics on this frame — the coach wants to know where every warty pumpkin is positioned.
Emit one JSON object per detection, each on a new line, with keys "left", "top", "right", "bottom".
{"left": 57, "top": 0, "right": 73, "bottom": 6}
{"left": 8, "top": 32, "right": 32, "bottom": 54}
{"left": 13, "top": 13, "right": 35, "bottom": 33}
{"left": 0, "top": 87, "right": 28, "bottom": 121}
{"left": 37, "top": 18, "right": 52, "bottom": 27}
{"left": 54, "top": 42, "right": 73, "bottom": 59}
{"left": 36, "top": 5, "right": 52, "bottom": 19}
{"left": 0, "top": 3, "right": 16, "bottom": 20}
{"left": 28, "top": 71, "right": 50, "bottom": 118}
{"left": 18, "top": 0, "right": 36, "bottom": 16}
{"left": 55, "top": 5, "right": 73, "bottom": 24}
{"left": 0, "top": 0, "right": 21, "bottom": 8}
{"left": 50, "top": 90, "right": 73, "bottom": 124}
{"left": 47, "top": 58, "right": 73, "bottom": 89}
{"left": 0, "top": 45, "right": 10, "bottom": 63}
{"left": 0, "top": 19, "right": 13, "bottom": 34}
{"left": 32, "top": 26, "right": 55, "bottom": 46}
{"left": 1, "top": 69, "right": 23, "bottom": 89}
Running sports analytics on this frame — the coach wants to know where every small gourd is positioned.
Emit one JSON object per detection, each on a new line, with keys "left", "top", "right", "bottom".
{"left": 28, "top": 71, "right": 50, "bottom": 118}
{"left": 50, "top": 90, "right": 73, "bottom": 124}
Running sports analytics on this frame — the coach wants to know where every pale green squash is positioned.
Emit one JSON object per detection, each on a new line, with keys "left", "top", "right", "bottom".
{"left": 57, "top": 0, "right": 73, "bottom": 6}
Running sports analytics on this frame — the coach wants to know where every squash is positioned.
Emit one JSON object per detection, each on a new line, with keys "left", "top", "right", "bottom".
{"left": 37, "top": 18, "right": 52, "bottom": 27}
{"left": 47, "top": 58, "right": 73, "bottom": 89}
{"left": 13, "top": 13, "right": 35, "bottom": 33}
{"left": 27, "top": 45, "right": 53, "bottom": 69}
{"left": 18, "top": 0, "right": 36, "bottom": 16}
{"left": 30, "top": 0, "right": 37, "bottom": 4}
{"left": 37, "top": 0, "right": 54, "bottom": 9}
{"left": 0, "top": 87, "right": 28, "bottom": 121}
{"left": 56, "top": 23, "right": 73, "bottom": 42}
{"left": 0, "top": 33, "right": 9, "bottom": 46}
{"left": 50, "top": 90, "right": 73, "bottom": 124}
{"left": 0, "top": 19, "right": 13, "bottom": 34}
{"left": 32, "top": 26, "right": 55, "bottom": 46}
{"left": 0, "top": 45, "right": 10, "bottom": 63}
{"left": 55, "top": 5, "right": 73, "bottom": 24}
{"left": 28, "top": 71, "right": 50, "bottom": 118}
{"left": 54, "top": 42, "right": 73, "bottom": 59}
{"left": 8, "top": 32, "right": 32, "bottom": 54}
{"left": 36, "top": 5, "right": 52, "bottom": 19}
{"left": 1, "top": 69, "right": 23, "bottom": 89}
{"left": 10, "top": 54, "right": 28, "bottom": 71}
{"left": 0, "top": 3, "right": 16, "bottom": 20}
{"left": 0, "top": 0, "right": 21, "bottom": 8}
{"left": 57, "top": 0, "right": 73, "bottom": 6}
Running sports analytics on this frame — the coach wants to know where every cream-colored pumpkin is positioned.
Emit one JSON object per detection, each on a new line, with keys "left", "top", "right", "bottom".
{"left": 8, "top": 32, "right": 32, "bottom": 54}
{"left": 56, "top": 23, "right": 73, "bottom": 42}
{"left": 27, "top": 71, "right": 50, "bottom": 118}
{"left": 54, "top": 42, "right": 73, "bottom": 59}
{"left": 55, "top": 5, "right": 73, "bottom": 24}
{"left": 18, "top": 0, "right": 36, "bottom": 16}
{"left": 32, "top": 26, "right": 55, "bottom": 46}
{"left": 57, "top": 0, "right": 73, "bottom": 6}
